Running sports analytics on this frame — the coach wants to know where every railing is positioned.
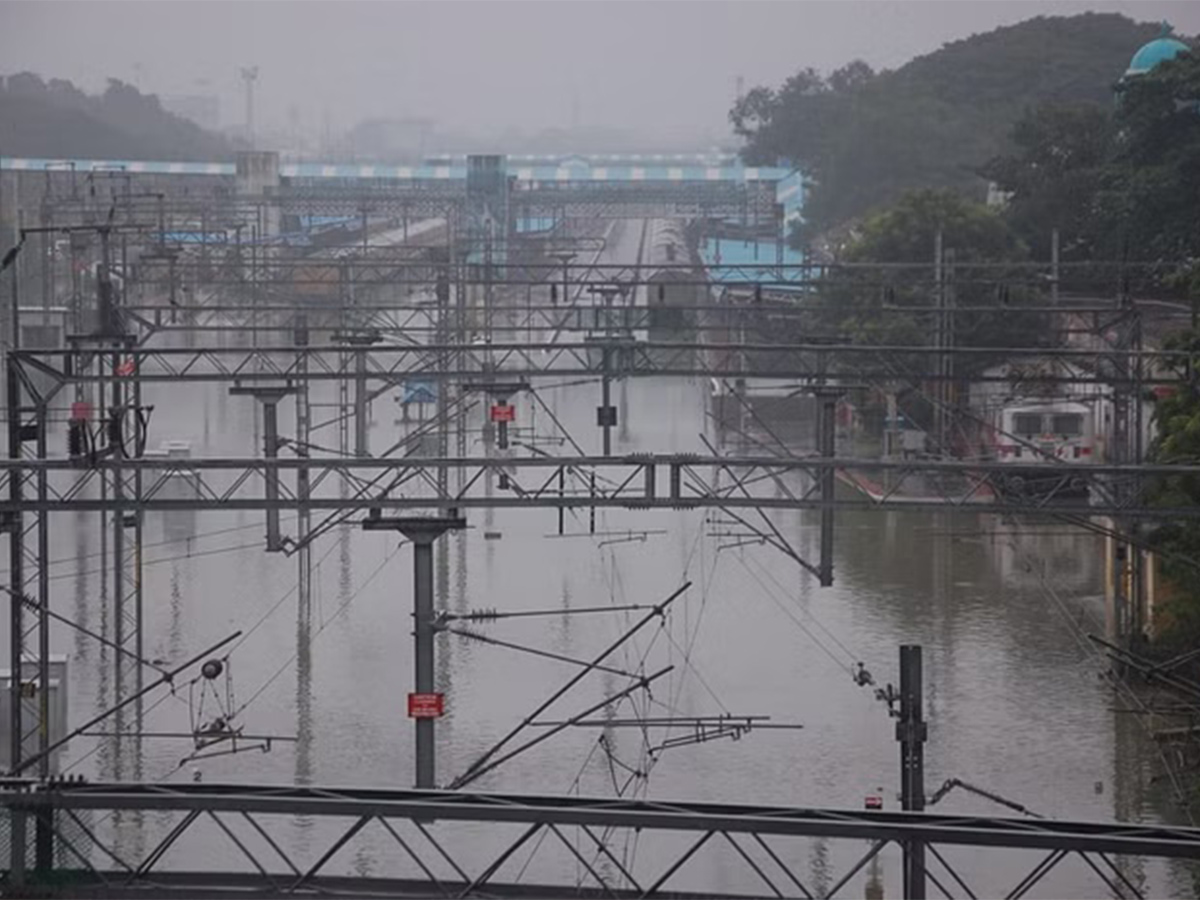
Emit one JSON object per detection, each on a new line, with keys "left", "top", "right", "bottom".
{"left": 2, "top": 781, "right": 1197, "bottom": 898}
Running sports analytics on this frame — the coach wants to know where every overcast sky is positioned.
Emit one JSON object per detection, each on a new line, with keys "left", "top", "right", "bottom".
{"left": 2, "top": 0, "right": 1198, "bottom": 145}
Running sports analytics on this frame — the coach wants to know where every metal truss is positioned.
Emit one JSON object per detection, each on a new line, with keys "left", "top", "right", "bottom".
{"left": 4, "top": 367, "right": 50, "bottom": 785}
{"left": 132, "top": 259, "right": 820, "bottom": 289}
{"left": 114, "top": 300, "right": 1190, "bottom": 351}
{"left": 0, "top": 454, "right": 1194, "bottom": 518}
{"left": 2, "top": 780, "right": 1196, "bottom": 898}
{"left": 10, "top": 342, "right": 1188, "bottom": 398}
{"left": 131, "top": 258, "right": 1124, "bottom": 289}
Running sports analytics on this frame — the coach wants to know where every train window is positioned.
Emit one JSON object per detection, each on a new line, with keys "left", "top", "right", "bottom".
{"left": 1052, "top": 414, "right": 1083, "bottom": 436}
{"left": 1013, "top": 414, "right": 1042, "bottom": 436}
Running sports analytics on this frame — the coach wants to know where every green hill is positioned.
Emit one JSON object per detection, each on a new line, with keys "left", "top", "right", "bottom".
{"left": 731, "top": 13, "right": 1177, "bottom": 242}
{"left": 0, "top": 72, "right": 232, "bottom": 161}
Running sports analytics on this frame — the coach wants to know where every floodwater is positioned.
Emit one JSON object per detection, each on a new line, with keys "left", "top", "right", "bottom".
{"left": 4, "top": 220, "right": 1197, "bottom": 898}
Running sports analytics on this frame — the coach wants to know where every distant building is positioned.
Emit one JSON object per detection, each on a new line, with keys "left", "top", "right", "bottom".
{"left": 1122, "top": 22, "right": 1190, "bottom": 79}
{"left": 985, "top": 182, "right": 1012, "bottom": 209}
{"left": 162, "top": 94, "right": 221, "bottom": 131}
{"left": 346, "top": 117, "right": 435, "bottom": 162}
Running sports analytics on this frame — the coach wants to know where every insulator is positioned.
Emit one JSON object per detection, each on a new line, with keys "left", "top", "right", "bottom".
{"left": 106, "top": 409, "right": 122, "bottom": 448}
{"left": 201, "top": 659, "right": 224, "bottom": 681}
{"left": 754, "top": 284, "right": 762, "bottom": 303}
{"left": 657, "top": 283, "right": 666, "bottom": 303}
{"left": 550, "top": 283, "right": 558, "bottom": 302}
{"left": 67, "top": 421, "right": 84, "bottom": 457}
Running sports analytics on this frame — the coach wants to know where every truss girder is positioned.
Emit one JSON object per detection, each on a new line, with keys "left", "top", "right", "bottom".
{"left": 0, "top": 454, "right": 1194, "bottom": 518}
{"left": 0, "top": 782, "right": 1193, "bottom": 898}
{"left": 11, "top": 343, "right": 1187, "bottom": 393}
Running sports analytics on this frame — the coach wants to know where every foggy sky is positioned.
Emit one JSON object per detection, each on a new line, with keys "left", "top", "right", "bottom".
{"left": 2, "top": 1, "right": 1198, "bottom": 147}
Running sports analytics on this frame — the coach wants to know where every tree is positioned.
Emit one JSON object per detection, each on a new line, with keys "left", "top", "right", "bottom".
{"left": 811, "top": 190, "right": 1050, "bottom": 381}
{"left": 731, "top": 14, "right": 1167, "bottom": 244}
{"left": 1110, "top": 49, "right": 1200, "bottom": 263}
{"left": 844, "top": 189, "right": 1025, "bottom": 265}
{"left": 730, "top": 64, "right": 871, "bottom": 170}
{"left": 1146, "top": 330, "right": 1200, "bottom": 647}
{"left": 0, "top": 71, "right": 232, "bottom": 160}
{"left": 5, "top": 71, "right": 46, "bottom": 95}
{"left": 794, "top": 190, "right": 1050, "bottom": 444}
{"left": 981, "top": 47, "right": 1199, "bottom": 299}
{"left": 981, "top": 103, "right": 1114, "bottom": 259}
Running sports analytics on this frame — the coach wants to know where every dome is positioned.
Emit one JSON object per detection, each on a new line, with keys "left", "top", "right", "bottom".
{"left": 1125, "top": 24, "right": 1190, "bottom": 77}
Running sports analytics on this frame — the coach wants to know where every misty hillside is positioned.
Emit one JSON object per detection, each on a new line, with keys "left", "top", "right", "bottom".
{"left": 732, "top": 13, "right": 1177, "bottom": 240}
{"left": 0, "top": 73, "right": 232, "bottom": 160}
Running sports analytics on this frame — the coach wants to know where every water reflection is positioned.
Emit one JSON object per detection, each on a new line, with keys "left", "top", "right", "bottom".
{"left": 25, "top": 356, "right": 1193, "bottom": 897}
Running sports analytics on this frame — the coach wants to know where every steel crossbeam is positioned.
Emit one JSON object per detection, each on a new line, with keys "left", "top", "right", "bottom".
{"left": 0, "top": 781, "right": 1196, "bottom": 899}
{"left": 126, "top": 258, "right": 1132, "bottom": 288}
{"left": 10, "top": 342, "right": 1190, "bottom": 397}
{"left": 0, "top": 454, "right": 1194, "bottom": 518}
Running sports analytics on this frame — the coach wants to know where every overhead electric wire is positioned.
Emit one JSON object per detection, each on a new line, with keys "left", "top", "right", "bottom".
{"left": 37, "top": 539, "right": 265, "bottom": 586}
{"left": 0, "top": 514, "right": 300, "bottom": 578}
{"left": 230, "top": 538, "right": 407, "bottom": 720}
{"left": 733, "top": 551, "right": 857, "bottom": 677}
{"left": 744, "top": 550, "right": 861, "bottom": 664}
{"left": 837, "top": 339, "right": 1200, "bottom": 826}
{"left": 870, "top": 338, "right": 1200, "bottom": 576}
{"left": 1015, "top": 540, "right": 1198, "bottom": 824}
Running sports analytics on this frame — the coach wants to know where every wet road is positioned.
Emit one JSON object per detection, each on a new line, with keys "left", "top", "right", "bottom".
{"left": 6, "top": 220, "right": 1196, "bottom": 897}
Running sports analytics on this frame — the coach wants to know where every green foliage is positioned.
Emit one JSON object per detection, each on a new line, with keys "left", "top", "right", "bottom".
{"left": 813, "top": 190, "right": 1050, "bottom": 379}
{"left": 984, "top": 48, "right": 1200, "bottom": 268}
{"left": 845, "top": 189, "right": 1026, "bottom": 264}
{"left": 1110, "top": 51, "right": 1200, "bottom": 262}
{"left": 733, "top": 14, "right": 1166, "bottom": 243}
{"left": 981, "top": 104, "right": 1115, "bottom": 259}
{"left": 0, "top": 72, "right": 231, "bottom": 161}
{"left": 1147, "top": 330, "right": 1200, "bottom": 644}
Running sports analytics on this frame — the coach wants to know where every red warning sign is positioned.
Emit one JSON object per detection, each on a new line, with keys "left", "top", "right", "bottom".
{"left": 115, "top": 359, "right": 136, "bottom": 376}
{"left": 490, "top": 404, "right": 515, "bottom": 423}
{"left": 864, "top": 795, "right": 883, "bottom": 810}
{"left": 407, "top": 692, "right": 445, "bottom": 718}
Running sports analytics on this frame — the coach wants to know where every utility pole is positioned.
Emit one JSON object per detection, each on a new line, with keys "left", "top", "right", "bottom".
{"left": 590, "top": 285, "right": 622, "bottom": 455}
{"left": 1050, "top": 228, "right": 1060, "bottom": 308}
{"left": 550, "top": 252, "right": 575, "bottom": 308}
{"left": 898, "top": 644, "right": 927, "bottom": 900}
{"left": 239, "top": 66, "right": 259, "bottom": 150}
{"left": 933, "top": 235, "right": 956, "bottom": 457}
{"left": 5, "top": 235, "right": 26, "bottom": 885}
{"left": 362, "top": 513, "right": 466, "bottom": 788}
{"left": 334, "top": 330, "right": 382, "bottom": 459}
{"left": 815, "top": 387, "right": 839, "bottom": 587}
{"left": 1106, "top": 291, "right": 1143, "bottom": 652}
{"left": 295, "top": 315, "right": 312, "bottom": 612}
{"left": 229, "top": 386, "right": 294, "bottom": 551}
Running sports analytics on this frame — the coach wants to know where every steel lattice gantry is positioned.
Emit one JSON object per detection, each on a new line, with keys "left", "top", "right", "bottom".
{"left": 0, "top": 454, "right": 1196, "bottom": 519}
{"left": 8, "top": 340, "right": 1191, "bottom": 389}
{"left": 2, "top": 780, "right": 1198, "bottom": 898}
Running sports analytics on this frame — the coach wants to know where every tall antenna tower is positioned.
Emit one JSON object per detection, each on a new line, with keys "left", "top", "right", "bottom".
{"left": 239, "top": 66, "right": 259, "bottom": 149}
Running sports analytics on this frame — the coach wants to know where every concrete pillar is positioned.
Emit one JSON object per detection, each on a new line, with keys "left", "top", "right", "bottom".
{"left": 235, "top": 151, "right": 281, "bottom": 238}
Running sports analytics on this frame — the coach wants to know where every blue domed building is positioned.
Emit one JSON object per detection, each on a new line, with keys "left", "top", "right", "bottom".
{"left": 1123, "top": 23, "right": 1190, "bottom": 78}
